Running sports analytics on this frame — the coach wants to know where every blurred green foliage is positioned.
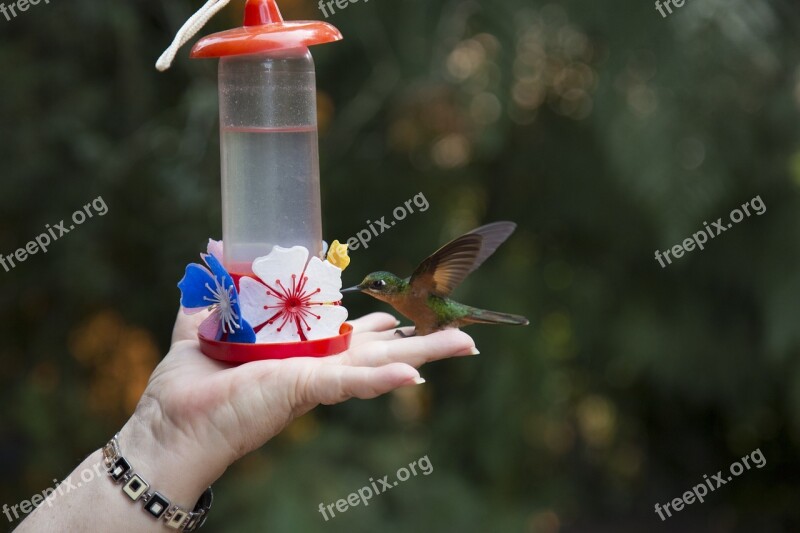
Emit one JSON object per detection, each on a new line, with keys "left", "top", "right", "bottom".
{"left": 2, "top": 0, "right": 800, "bottom": 531}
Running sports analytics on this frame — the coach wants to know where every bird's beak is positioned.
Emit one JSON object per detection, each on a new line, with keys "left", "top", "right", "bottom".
{"left": 340, "top": 285, "right": 361, "bottom": 294}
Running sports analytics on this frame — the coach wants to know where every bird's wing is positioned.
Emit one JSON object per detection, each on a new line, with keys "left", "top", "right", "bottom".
{"left": 409, "top": 221, "right": 517, "bottom": 297}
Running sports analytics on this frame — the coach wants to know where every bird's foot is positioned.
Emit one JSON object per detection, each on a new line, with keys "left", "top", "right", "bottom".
{"left": 394, "top": 328, "right": 416, "bottom": 338}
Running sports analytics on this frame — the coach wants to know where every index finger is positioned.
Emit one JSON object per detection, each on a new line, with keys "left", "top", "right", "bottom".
{"left": 347, "top": 312, "right": 401, "bottom": 334}
{"left": 339, "top": 328, "right": 478, "bottom": 368}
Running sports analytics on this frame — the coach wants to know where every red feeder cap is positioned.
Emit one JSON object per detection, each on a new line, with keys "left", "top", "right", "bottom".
{"left": 190, "top": 0, "right": 342, "bottom": 58}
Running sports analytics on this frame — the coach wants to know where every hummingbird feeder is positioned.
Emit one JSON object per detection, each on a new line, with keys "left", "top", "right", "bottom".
{"left": 169, "top": 0, "right": 353, "bottom": 363}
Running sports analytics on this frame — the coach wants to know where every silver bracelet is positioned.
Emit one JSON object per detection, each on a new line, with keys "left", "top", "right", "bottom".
{"left": 102, "top": 433, "right": 213, "bottom": 531}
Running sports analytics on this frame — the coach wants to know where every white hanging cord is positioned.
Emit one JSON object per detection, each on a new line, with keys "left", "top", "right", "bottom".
{"left": 156, "top": 0, "right": 232, "bottom": 72}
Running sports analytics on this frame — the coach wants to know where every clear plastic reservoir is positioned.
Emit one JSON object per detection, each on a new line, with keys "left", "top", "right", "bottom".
{"left": 218, "top": 47, "right": 322, "bottom": 274}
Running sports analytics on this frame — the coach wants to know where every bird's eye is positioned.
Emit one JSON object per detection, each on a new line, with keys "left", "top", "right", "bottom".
{"left": 371, "top": 279, "right": 387, "bottom": 289}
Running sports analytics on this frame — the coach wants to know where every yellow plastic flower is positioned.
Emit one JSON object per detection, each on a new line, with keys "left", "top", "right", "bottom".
{"left": 326, "top": 240, "right": 350, "bottom": 271}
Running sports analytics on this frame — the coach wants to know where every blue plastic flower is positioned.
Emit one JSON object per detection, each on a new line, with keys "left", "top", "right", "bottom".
{"left": 178, "top": 253, "right": 256, "bottom": 343}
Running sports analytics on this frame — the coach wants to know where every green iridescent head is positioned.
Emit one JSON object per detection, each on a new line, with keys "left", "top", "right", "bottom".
{"left": 342, "top": 271, "right": 406, "bottom": 297}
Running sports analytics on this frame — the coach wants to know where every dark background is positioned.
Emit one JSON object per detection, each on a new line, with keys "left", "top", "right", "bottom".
{"left": 2, "top": 0, "right": 800, "bottom": 531}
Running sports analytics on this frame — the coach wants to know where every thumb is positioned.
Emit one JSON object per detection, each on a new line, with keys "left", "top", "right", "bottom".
{"left": 171, "top": 307, "right": 211, "bottom": 345}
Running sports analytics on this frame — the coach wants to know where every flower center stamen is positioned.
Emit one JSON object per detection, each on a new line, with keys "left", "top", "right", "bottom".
{"left": 203, "top": 277, "right": 240, "bottom": 334}
{"left": 259, "top": 272, "right": 325, "bottom": 338}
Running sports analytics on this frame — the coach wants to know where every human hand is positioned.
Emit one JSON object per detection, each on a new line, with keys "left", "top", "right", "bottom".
{"left": 117, "top": 310, "right": 477, "bottom": 507}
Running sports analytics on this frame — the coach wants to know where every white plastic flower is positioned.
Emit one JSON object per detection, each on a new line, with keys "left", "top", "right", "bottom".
{"left": 239, "top": 246, "right": 348, "bottom": 343}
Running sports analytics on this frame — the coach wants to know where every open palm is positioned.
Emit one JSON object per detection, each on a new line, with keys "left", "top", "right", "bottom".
{"left": 118, "top": 309, "right": 477, "bottom": 502}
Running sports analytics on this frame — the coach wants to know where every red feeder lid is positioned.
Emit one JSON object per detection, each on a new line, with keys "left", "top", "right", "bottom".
{"left": 190, "top": 0, "right": 342, "bottom": 59}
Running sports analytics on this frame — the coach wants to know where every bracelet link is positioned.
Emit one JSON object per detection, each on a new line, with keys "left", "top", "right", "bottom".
{"left": 164, "top": 505, "right": 190, "bottom": 530}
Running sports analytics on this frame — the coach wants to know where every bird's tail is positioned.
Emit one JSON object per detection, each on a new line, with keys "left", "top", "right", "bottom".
{"left": 464, "top": 307, "right": 529, "bottom": 326}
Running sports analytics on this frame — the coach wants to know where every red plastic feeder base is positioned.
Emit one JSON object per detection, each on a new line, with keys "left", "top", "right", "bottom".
{"left": 199, "top": 323, "right": 353, "bottom": 364}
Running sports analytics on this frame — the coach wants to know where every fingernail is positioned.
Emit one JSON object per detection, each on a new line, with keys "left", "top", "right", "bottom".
{"left": 413, "top": 377, "right": 426, "bottom": 385}
{"left": 469, "top": 346, "right": 480, "bottom": 355}
{"left": 394, "top": 320, "right": 402, "bottom": 327}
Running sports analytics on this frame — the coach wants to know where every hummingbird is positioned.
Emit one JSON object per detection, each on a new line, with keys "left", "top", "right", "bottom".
{"left": 341, "top": 221, "right": 529, "bottom": 336}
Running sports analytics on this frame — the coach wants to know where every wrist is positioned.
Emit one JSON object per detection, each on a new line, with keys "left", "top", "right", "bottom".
{"left": 118, "top": 405, "right": 225, "bottom": 508}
